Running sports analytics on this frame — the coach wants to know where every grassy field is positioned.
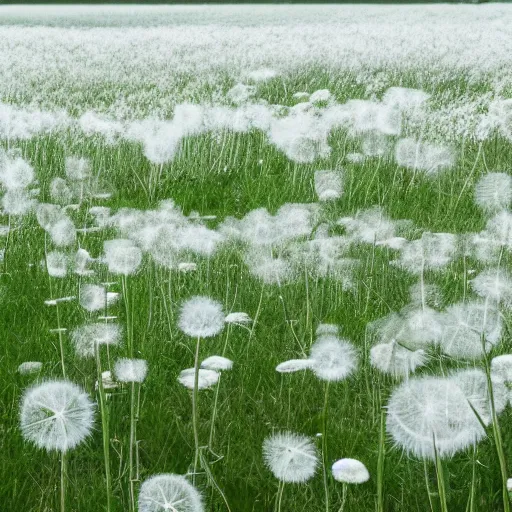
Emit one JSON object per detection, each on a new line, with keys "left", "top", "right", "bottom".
{"left": 2, "top": 5, "right": 512, "bottom": 512}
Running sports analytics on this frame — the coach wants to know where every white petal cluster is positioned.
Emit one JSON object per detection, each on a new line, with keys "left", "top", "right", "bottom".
{"left": 200, "top": 356, "right": 233, "bottom": 371}
{"left": 70, "top": 323, "right": 122, "bottom": 358}
{"left": 178, "top": 368, "right": 219, "bottom": 390}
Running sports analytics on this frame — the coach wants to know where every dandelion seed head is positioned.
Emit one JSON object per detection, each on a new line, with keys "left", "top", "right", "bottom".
{"left": 200, "top": 356, "right": 233, "bottom": 371}
{"left": 331, "top": 458, "right": 370, "bottom": 484}
{"left": 138, "top": 474, "right": 204, "bottom": 512}
{"left": 178, "top": 296, "right": 224, "bottom": 338}
{"left": 46, "top": 251, "right": 69, "bottom": 278}
{"left": 17, "top": 361, "right": 42, "bottom": 375}
{"left": 178, "top": 368, "right": 219, "bottom": 390}
{"left": 263, "top": 432, "right": 318, "bottom": 483}
{"left": 309, "top": 335, "right": 358, "bottom": 381}
{"left": 370, "top": 342, "right": 427, "bottom": 378}
{"left": 474, "top": 172, "right": 512, "bottom": 213}
{"left": 20, "top": 380, "right": 94, "bottom": 452}
{"left": 70, "top": 323, "right": 122, "bottom": 358}
{"left": 114, "top": 358, "right": 148, "bottom": 383}
{"left": 276, "top": 359, "right": 313, "bottom": 373}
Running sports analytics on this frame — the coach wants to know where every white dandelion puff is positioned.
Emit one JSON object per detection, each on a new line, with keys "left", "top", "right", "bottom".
{"left": 331, "top": 458, "right": 370, "bottom": 484}
{"left": 200, "top": 356, "right": 233, "bottom": 372}
{"left": 370, "top": 341, "right": 427, "bottom": 378}
{"left": 470, "top": 268, "right": 512, "bottom": 306}
{"left": 178, "top": 296, "right": 224, "bottom": 338}
{"left": 20, "top": 380, "right": 94, "bottom": 452}
{"left": 178, "top": 368, "right": 219, "bottom": 390}
{"left": 474, "top": 172, "right": 512, "bottom": 213}
{"left": 309, "top": 335, "right": 358, "bottom": 382}
{"left": 276, "top": 359, "right": 314, "bottom": 373}
{"left": 103, "top": 239, "right": 142, "bottom": 275}
{"left": 491, "top": 355, "right": 512, "bottom": 383}
{"left": 114, "top": 358, "right": 148, "bottom": 383}
{"left": 46, "top": 251, "right": 69, "bottom": 278}
{"left": 70, "top": 323, "right": 122, "bottom": 358}
{"left": 263, "top": 431, "right": 318, "bottom": 483}
{"left": 386, "top": 376, "right": 485, "bottom": 459}
{"left": 224, "top": 312, "right": 252, "bottom": 325}
{"left": 138, "top": 474, "right": 203, "bottom": 512}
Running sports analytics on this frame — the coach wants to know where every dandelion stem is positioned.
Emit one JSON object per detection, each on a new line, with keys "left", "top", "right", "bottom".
{"left": 377, "top": 408, "right": 386, "bottom": 512}
{"left": 129, "top": 381, "right": 137, "bottom": 512}
{"left": 95, "top": 343, "right": 112, "bottom": 512}
{"left": 275, "top": 480, "right": 284, "bottom": 512}
{"left": 121, "top": 275, "right": 133, "bottom": 357}
{"left": 321, "top": 381, "right": 330, "bottom": 512}
{"left": 338, "top": 483, "right": 347, "bottom": 512}
{"left": 191, "top": 336, "right": 201, "bottom": 485}
{"left": 60, "top": 451, "right": 66, "bottom": 512}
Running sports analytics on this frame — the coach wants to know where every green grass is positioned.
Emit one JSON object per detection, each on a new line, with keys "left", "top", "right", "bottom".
{"left": 1, "top": 125, "right": 512, "bottom": 512}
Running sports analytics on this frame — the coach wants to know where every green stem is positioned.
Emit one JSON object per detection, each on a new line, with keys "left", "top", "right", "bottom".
{"left": 275, "top": 480, "right": 284, "bottom": 512}
{"left": 60, "top": 451, "right": 66, "bottom": 512}
{"left": 129, "top": 381, "right": 137, "bottom": 512}
{"left": 192, "top": 336, "right": 201, "bottom": 485}
{"left": 338, "top": 483, "right": 347, "bottom": 512}
{"left": 95, "top": 343, "right": 112, "bottom": 512}
{"left": 377, "top": 409, "right": 386, "bottom": 512}
{"left": 322, "top": 381, "right": 331, "bottom": 512}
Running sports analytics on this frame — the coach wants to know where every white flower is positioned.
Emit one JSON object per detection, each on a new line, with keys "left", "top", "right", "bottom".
{"left": 315, "top": 324, "right": 339, "bottom": 336}
{"left": 309, "top": 335, "right": 358, "bottom": 381}
{"left": 276, "top": 359, "right": 314, "bottom": 373}
{"left": 95, "top": 370, "right": 118, "bottom": 391}
{"left": 79, "top": 284, "right": 107, "bottom": 312}
{"left": 178, "top": 262, "right": 197, "bottom": 273}
{"left": 200, "top": 356, "right": 233, "bottom": 371}
{"left": 470, "top": 268, "right": 512, "bottom": 306}
{"left": 65, "top": 156, "right": 91, "bottom": 181}
{"left": 114, "top": 358, "right": 148, "bottom": 383}
{"left": 331, "top": 458, "right": 370, "bottom": 484}
{"left": 178, "top": 368, "right": 219, "bottom": 390}
{"left": 178, "top": 296, "right": 224, "bottom": 338}
{"left": 49, "top": 217, "right": 76, "bottom": 247}
{"left": 263, "top": 432, "right": 318, "bottom": 483}
{"left": 224, "top": 312, "right": 252, "bottom": 325}
{"left": 492, "top": 354, "right": 512, "bottom": 383}
{"left": 17, "top": 361, "right": 42, "bottom": 375}
{"left": 20, "top": 380, "right": 94, "bottom": 452}
{"left": 138, "top": 474, "right": 204, "bottom": 512}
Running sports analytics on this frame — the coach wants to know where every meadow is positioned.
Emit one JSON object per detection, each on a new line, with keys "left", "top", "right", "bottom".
{"left": 2, "top": 4, "right": 512, "bottom": 511}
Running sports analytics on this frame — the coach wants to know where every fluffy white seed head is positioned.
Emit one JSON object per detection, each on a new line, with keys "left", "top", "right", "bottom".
{"left": 114, "top": 358, "right": 148, "bottom": 383}
{"left": 474, "top": 172, "right": 512, "bottom": 213}
{"left": 200, "top": 356, "right": 233, "bottom": 371}
{"left": 309, "top": 335, "right": 358, "bottom": 381}
{"left": 370, "top": 342, "right": 427, "bottom": 378}
{"left": 331, "top": 458, "right": 370, "bottom": 484}
{"left": 449, "top": 368, "right": 507, "bottom": 425}
{"left": 316, "top": 324, "right": 339, "bottom": 337}
{"left": 70, "top": 323, "right": 122, "bottom": 358}
{"left": 491, "top": 354, "right": 512, "bottom": 383}
{"left": 65, "top": 156, "right": 91, "bottom": 181}
{"left": 49, "top": 217, "right": 76, "bottom": 247}
{"left": 79, "top": 284, "right": 108, "bottom": 312}
{"left": 50, "top": 177, "right": 73, "bottom": 205}
{"left": 263, "top": 432, "right": 318, "bottom": 483}
{"left": 178, "top": 296, "right": 224, "bottom": 338}
{"left": 470, "top": 268, "right": 512, "bottom": 306}
{"left": 0, "top": 155, "right": 34, "bottom": 190}
{"left": 276, "top": 359, "right": 314, "bottom": 373}
{"left": 178, "top": 368, "right": 220, "bottom": 390}
{"left": 386, "top": 376, "right": 485, "bottom": 459}
{"left": 138, "top": 474, "right": 204, "bottom": 512}
{"left": 20, "top": 380, "right": 94, "bottom": 452}
{"left": 46, "top": 251, "right": 69, "bottom": 278}
{"left": 224, "top": 312, "right": 252, "bottom": 325}
{"left": 2, "top": 189, "right": 34, "bottom": 215}
{"left": 439, "top": 301, "right": 502, "bottom": 360}
{"left": 103, "top": 239, "right": 142, "bottom": 275}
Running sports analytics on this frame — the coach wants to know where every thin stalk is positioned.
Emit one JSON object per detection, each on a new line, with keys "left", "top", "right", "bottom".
{"left": 424, "top": 460, "right": 435, "bottom": 512}
{"left": 121, "top": 275, "right": 133, "bottom": 357}
{"left": 376, "top": 409, "right": 386, "bottom": 512}
{"left": 468, "top": 445, "right": 477, "bottom": 512}
{"left": 129, "top": 381, "right": 137, "bottom": 512}
{"left": 95, "top": 343, "right": 112, "bottom": 512}
{"left": 433, "top": 437, "right": 448, "bottom": 512}
{"left": 60, "top": 452, "right": 66, "bottom": 512}
{"left": 191, "top": 336, "right": 201, "bottom": 485}
{"left": 321, "top": 381, "right": 331, "bottom": 512}
{"left": 275, "top": 480, "right": 284, "bottom": 512}
{"left": 484, "top": 350, "right": 510, "bottom": 512}
{"left": 338, "top": 483, "right": 347, "bottom": 512}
